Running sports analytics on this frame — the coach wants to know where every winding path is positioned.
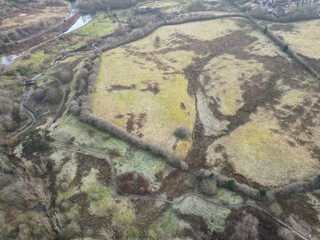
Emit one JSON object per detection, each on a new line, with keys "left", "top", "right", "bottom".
{"left": 50, "top": 139, "right": 311, "bottom": 240}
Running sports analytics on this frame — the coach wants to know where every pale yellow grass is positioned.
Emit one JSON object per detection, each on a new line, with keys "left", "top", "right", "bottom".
{"left": 277, "top": 89, "right": 320, "bottom": 148}
{"left": 134, "top": 18, "right": 243, "bottom": 52}
{"left": 92, "top": 19, "right": 247, "bottom": 155}
{"left": 93, "top": 49, "right": 195, "bottom": 150}
{"left": 207, "top": 108, "right": 320, "bottom": 188}
{"left": 246, "top": 31, "right": 288, "bottom": 57}
{"left": 200, "top": 54, "right": 266, "bottom": 116}
{"left": 270, "top": 20, "right": 320, "bottom": 59}
{"left": 280, "top": 89, "right": 306, "bottom": 106}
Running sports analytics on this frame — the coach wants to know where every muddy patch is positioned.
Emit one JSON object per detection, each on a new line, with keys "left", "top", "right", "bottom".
{"left": 226, "top": 75, "right": 281, "bottom": 131}
{"left": 116, "top": 171, "right": 152, "bottom": 195}
{"left": 141, "top": 80, "right": 160, "bottom": 95}
{"left": 73, "top": 153, "right": 112, "bottom": 186}
{"left": 106, "top": 84, "right": 136, "bottom": 92}
{"left": 124, "top": 112, "right": 147, "bottom": 138}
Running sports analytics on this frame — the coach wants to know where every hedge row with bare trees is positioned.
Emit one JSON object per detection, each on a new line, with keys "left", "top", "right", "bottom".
{"left": 229, "top": 0, "right": 320, "bottom": 79}
{"left": 67, "top": 50, "right": 188, "bottom": 171}
{"left": 78, "top": 110, "right": 189, "bottom": 170}
{"left": 208, "top": 170, "right": 320, "bottom": 200}
{"left": 76, "top": 0, "right": 146, "bottom": 12}
{"left": 271, "top": 175, "right": 320, "bottom": 199}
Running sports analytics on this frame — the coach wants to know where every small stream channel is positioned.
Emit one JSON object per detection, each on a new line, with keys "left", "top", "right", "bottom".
{"left": 1, "top": 2, "right": 96, "bottom": 132}
{"left": 18, "top": 54, "right": 67, "bottom": 132}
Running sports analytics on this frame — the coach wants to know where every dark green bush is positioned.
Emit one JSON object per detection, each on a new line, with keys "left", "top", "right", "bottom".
{"left": 22, "top": 130, "right": 50, "bottom": 154}
{"left": 259, "top": 188, "right": 267, "bottom": 197}
{"left": 224, "top": 179, "right": 236, "bottom": 190}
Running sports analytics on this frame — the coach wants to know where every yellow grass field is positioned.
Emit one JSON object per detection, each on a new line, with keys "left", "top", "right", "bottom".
{"left": 200, "top": 54, "right": 266, "bottom": 116}
{"left": 93, "top": 48, "right": 195, "bottom": 157}
{"left": 207, "top": 108, "right": 320, "bottom": 188}
{"left": 268, "top": 20, "right": 320, "bottom": 59}
{"left": 92, "top": 18, "right": 248, "bottom": 156}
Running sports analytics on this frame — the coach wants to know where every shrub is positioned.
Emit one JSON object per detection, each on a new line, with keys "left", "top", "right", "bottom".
{"left": 128, "top": 28, "right": 144, "bottom": 41}
{"left": 0, "top": 96, "right": 12, "bottom": 114}
{"left": 224, "top": 179, "right": 236, "bottom": 190}
{"left": 259, "top": 188, "right": 267, "bottom": 198}
{"left": 31, "top": 88, "right": 46, "bottom": 102}
{"left": 2, "top": 115, "right": 16, "bottom": 132}
{"left": 22, "top": 130, "right": 50, "bottom": 154}
{"left": 4, "top": 136, "right": 19, "bottom": 147}
{"left": 127, "top": 226, "right": 139, "bottom": 239}
{"left": 231, "top": 213, "right": 259, "bottom": 240}
{"left": 154, "top": 35, "right": 160, "bottom": 47}
{"left": 68, "top": 100, "right": 80, "bottom": 115}
{"left": 174, "top": 126, "right": 190, "bottom": 140}
{"left": 57, "top": 70, "right": 73, "bottom": 84}
{"left": 44, "top": 86, "right": 62, "bottom": 104}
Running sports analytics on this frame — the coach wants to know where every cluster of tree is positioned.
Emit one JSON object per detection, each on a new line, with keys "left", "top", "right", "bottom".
{"left": 22, "top": 129, "right": 50, "bottom": 154}
{"left": 73, "top": 51, "right": 101, "bottom": 96}
{"left": 212, "top": 173, "right": 261, "bottom": 200}
{"left": 214, "top": 170, "right": 320, "bottom": 200}
{"left": 243, "top": 15, "right": 318, "bottom": 78}
{"left": 30, "top": 84, "right": 63, "bottom": 105}
{"left": 272, "top": 175, "right": 320, "bottom": 198}
{"left": 0, "top": 90, "right": 28, "bottom": 143}
{"left": 67, "top": 50, "right": 102, "bottom": 116}
{"left": 76, "top": 0, "right": 145, "bottom": 12}
{"left": 230, "top": 213, "right": 259, "bottom": 240}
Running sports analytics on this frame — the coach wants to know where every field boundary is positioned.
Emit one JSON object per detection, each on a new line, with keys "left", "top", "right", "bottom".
{"left": 80, "top": 13, "right": 320, "bottom": 195}
{"left": 99, "top": 11, "right": 319, "bottom": 79}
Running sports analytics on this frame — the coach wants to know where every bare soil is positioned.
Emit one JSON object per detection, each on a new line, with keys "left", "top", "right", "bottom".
{"left": 116, "top": 171, "right": 152, "bottom": 195}
{"left": 73, "top": 153, "right": 112, "bottom": 186}
{"left": 106, "top": 84, "right": 136, "bottom": 92}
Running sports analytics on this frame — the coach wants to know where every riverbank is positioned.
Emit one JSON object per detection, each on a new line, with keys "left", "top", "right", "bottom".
{"left": 0, "top": 12, "right": 81, "bottom": 56}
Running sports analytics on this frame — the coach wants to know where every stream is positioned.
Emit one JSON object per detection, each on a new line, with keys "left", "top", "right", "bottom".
{"left": 0, "top": 2, "right": 95, "bottom": 132}
{"left": 0, "top": 54, "right": 20, "bottom": 68}
{"left": 64, "top": 13, "right": 94, "bottom": 34}
{"left": 18, "top": 55, "right": 67, "bottom": 133}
